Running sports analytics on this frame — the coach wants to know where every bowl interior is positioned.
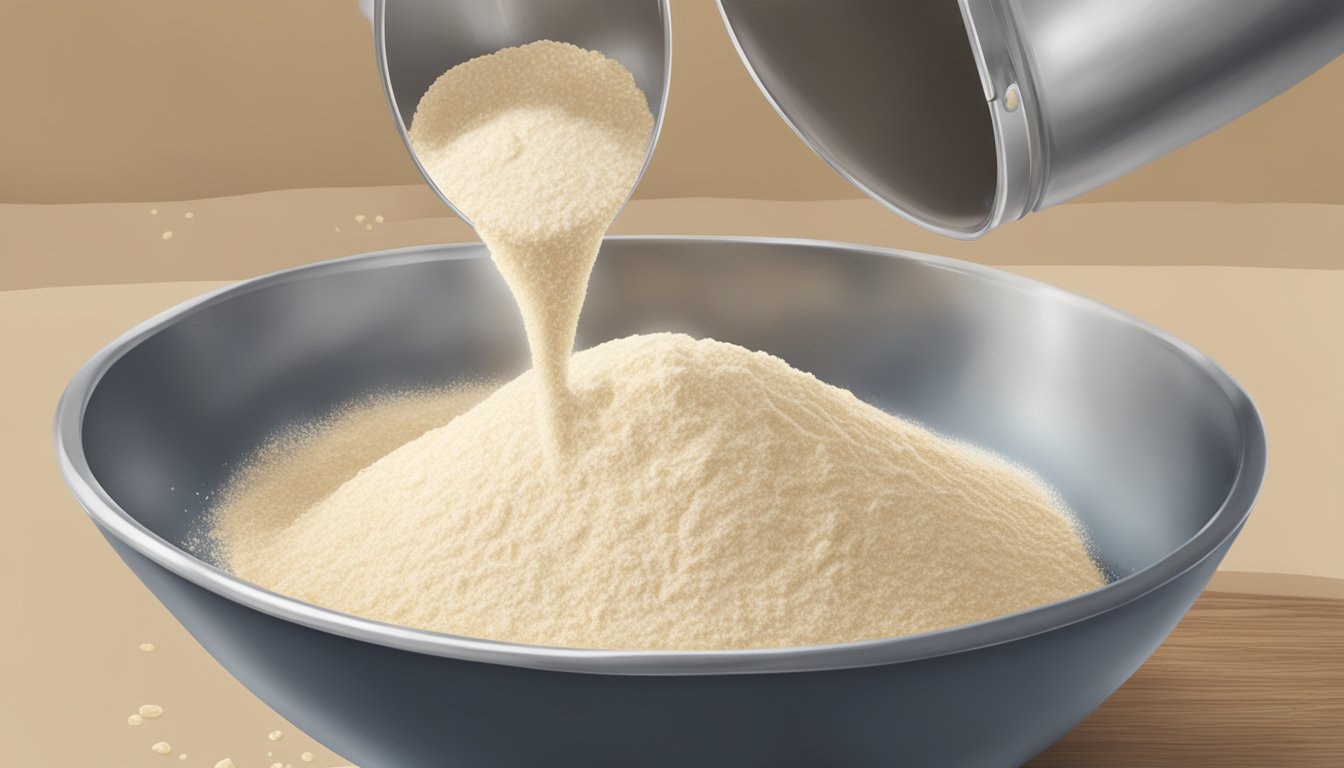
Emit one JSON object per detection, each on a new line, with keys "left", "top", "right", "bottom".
{"left": 81, "top": 239, "right": 1246, "bottom": 603}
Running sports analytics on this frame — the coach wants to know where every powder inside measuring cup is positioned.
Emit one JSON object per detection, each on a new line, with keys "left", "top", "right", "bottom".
{"left": 407, "top": 39, "right": 653, "bottom": 435}
{"left": 208, "top": 40, "right": 1104, "bottom": 650}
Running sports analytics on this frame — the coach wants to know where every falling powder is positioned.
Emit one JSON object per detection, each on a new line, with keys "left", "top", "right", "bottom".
{"left": 210, "top": 40, "right": 1104, "bottom": 651}
{"left": 407, "top": 40, "right": 652, "bottom": 434}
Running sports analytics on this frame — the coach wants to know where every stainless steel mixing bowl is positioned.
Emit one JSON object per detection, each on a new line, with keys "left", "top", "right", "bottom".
{"left": 55, "top": 237, "right": 1265, "bottom": 767}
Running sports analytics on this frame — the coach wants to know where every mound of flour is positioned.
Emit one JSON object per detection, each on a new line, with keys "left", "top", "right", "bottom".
{"left": 217, "top": 334, "right": 1103, "bottom": 650}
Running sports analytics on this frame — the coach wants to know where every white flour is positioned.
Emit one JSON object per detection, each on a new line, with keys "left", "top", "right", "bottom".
{"left": 216, "top": 335, "right": 1103, "bottom": 650}
{"left": 211, "top": 40, "right": 1103, "bottom": 651}
{"left": 407, "top": 40, "right": 652, "bottom": 436}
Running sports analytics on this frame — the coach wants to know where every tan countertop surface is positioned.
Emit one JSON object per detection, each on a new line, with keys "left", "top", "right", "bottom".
{"left": 5, "top": 188, "right": 1343, "bottom": 290}
{"left": 2, "top": 192, "right": 1340, "bottom": 766}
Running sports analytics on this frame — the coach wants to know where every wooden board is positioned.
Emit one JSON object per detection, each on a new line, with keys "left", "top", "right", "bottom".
{"left": 1030, "top": 592, "right": 1344, "bottom": 767}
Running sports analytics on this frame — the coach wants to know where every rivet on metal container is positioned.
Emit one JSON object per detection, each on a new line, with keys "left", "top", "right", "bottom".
{"left": 719, "top": 0, "right": 1344, "bottom": 238}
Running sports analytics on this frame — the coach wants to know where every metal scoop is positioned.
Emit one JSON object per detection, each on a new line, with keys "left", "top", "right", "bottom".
{"left": 370, "top": 0, "right": 671, "bottom": 226}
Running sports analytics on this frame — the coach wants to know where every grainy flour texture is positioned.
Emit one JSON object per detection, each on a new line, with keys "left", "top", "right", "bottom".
{"left": 212, "top": 40, "right": 1104, "bottom": 651}
{"left": 216, "top": 334, "right": 1103, "bottom": 650}
{"left": 208, "top": 387, "right": 490, "bottom": 549}
{"left": 406, "top": 40, "right": 653, "bottom": 430}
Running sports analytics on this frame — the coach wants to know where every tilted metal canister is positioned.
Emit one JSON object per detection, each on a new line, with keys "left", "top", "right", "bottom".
{"left": 719, "top": 0, "right": 1344, "bottom": 238}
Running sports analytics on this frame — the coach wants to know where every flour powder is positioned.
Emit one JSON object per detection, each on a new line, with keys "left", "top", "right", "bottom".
{"left": 210, "top": 40, "right": 1104, "bottom": 651}
{"left": 406, "top": 40, "right": 653, "bottom": 434}
{"left": 215, "top": 334, "right": 1103, "bottom": 650}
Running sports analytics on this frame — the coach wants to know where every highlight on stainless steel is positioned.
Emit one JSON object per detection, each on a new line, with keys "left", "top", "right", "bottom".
{"left": 373, "top": 0, "right": 671, "bottom": 225}
{"left": 718, "top": 0, "right": 1344, "bottom": 238}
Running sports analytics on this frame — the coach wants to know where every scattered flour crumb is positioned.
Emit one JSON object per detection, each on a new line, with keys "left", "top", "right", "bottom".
{"left": 151, "top": 741, "right": 173, "bottom": 755}
{"left": 128, "top": 714, "right": 144, "bottom": 726}
{"left": 139, "top": 704, "right": 164, "bottom": 719}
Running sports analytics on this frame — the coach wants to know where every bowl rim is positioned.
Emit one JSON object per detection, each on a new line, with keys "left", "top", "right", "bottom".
{"left": 53, "top": 236, "right": 1267, "bottom": 676}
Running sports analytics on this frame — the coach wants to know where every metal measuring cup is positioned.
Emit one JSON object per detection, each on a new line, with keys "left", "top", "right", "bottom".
{"left": 366, "top": 0, "right": 671, "bottom": 227}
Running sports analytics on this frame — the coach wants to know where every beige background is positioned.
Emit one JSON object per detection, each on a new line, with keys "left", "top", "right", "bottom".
{"left": 2, "top": 1, "right": 1342, "bottom": 766}
{"left": 3, "top": 0, "right": 1344, "bottom": 205}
